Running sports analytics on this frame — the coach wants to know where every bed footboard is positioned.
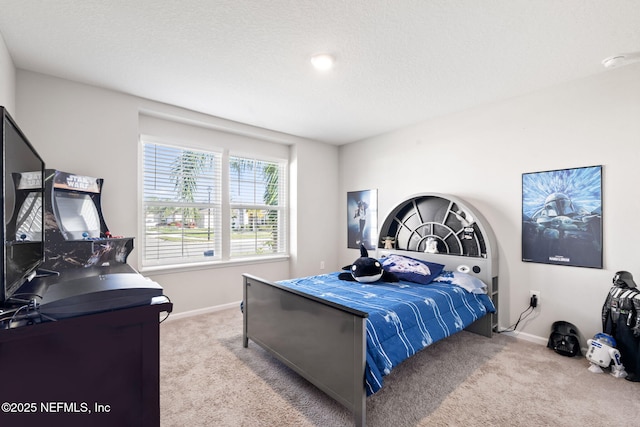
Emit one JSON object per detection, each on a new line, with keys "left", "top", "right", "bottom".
{"left": 243, "top": 274, "right": 368, "bottom": 427}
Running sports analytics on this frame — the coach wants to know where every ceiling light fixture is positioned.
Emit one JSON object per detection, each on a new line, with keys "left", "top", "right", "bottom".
{"left": 310, "top": 53, "right": 335, "bottom": 71}
{"left": 602, "top": 52, "right": 640, "bottom": 69}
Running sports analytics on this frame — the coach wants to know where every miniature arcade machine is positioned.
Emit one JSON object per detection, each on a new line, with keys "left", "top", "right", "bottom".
{"left": 41, "top": 169, "right": 133, "bottom": 271}
{"left": 12, "top": 169, "right": 167, "bottom": 322}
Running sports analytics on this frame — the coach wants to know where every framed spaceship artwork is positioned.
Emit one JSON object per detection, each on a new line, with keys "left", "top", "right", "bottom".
{"left": 522, "top": 165, "right": 602, "bottom": 268}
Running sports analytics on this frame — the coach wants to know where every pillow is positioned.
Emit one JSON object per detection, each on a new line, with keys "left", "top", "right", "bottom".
{"left": 380, "top": 254, "right": 445, "bottom": 285}
{"left": 432, "top": 270, "right": 488, "bottom": 294}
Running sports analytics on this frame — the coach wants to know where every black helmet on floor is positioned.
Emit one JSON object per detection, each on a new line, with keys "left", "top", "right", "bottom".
{"left": 547, "top": 321, "right": 581, "bottom": 357}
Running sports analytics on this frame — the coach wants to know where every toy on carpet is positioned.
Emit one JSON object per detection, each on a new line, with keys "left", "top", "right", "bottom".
{"left": 586, "top": 333, "right": 627, "bottom": 378}
{"left": 339, "top": 245, "right": 398, "bottom": 283}
{"left": 547, "top": 320, "right": 582, "bottom": 357}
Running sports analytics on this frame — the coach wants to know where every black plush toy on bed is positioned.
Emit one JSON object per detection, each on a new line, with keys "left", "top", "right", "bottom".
{"left": 339, "top": 244, "right": 398, "bottom": 283}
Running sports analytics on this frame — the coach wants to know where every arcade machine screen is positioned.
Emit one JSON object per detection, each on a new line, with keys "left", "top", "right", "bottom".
{"left": 54, "top": 192, "right": 101, "bottom": 240}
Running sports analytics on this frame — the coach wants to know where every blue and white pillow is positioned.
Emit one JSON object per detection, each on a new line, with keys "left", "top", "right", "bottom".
{"left": 380, "top": 254, "right": 445, "bottom": 285}
{"left": 432, "top": 270, "right": 488, "bottom": 294}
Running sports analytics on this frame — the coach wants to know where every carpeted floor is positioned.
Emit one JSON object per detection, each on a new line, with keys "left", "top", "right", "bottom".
{"left": 160, "top": 307, "right": 639, "bottom": 426}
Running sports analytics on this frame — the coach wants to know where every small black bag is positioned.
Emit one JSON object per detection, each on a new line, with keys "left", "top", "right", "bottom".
{"left": 547, "top": 321, "right": 581, "bottom": 357}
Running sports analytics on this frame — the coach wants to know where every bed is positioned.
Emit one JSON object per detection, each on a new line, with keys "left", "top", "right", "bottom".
{"left": 242, "top": 193, "right": 498, "bottom": 427}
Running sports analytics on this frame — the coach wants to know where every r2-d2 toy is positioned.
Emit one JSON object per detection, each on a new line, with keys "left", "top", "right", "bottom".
{"left": 586, "top": 333, "right": 627, "bottom": 378}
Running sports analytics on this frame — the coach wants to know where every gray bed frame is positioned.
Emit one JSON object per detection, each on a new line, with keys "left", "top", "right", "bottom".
{"left": 243, "top": 193, "right": 498, "bottom": 427}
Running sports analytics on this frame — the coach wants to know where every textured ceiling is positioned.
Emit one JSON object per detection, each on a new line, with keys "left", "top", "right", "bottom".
{"left": 0, "top": 0, "right": 639, "bottom": 144}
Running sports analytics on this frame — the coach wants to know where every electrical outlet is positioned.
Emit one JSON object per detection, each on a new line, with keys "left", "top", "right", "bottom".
{"left": 529, "top": 290, "right": 540, "bottom": 308}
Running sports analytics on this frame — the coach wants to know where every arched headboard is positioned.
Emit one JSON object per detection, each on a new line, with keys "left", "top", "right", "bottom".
{"left": 377, "top": 193, "right": 498, "bottom": 337}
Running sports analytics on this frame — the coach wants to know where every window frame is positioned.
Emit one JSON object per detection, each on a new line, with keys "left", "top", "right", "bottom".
{"left": 138, "top": 135, "right": 288, "bottom": 272}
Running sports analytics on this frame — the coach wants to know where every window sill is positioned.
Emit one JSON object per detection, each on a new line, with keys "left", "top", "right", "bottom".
{"left": 140, "top": 254, "right": 290, "bottom": 276}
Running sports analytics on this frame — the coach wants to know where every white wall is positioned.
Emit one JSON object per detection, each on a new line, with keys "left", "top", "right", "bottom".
{"left": 0, "top": 32, "right": 16, "bottom": 114}
{"left": 289, "top": 140, "right": 340, "bottom": 278}
{"left": 11, "top": 55, "right": 640, "bottom": 343}
{"left": 15, "top": 70, "right": 339, "bottom": 315}
{"left": 339, "top": 63, "right": 640, "bottom": 344}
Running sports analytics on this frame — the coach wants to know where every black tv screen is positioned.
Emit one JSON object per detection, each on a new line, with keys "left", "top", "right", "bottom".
{"left": 1, "top": 107, "right": 45, "bottom": 304}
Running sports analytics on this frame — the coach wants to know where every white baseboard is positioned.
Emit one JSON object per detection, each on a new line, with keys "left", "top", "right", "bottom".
{"left": 499, "top": 329, "right": 548, "bottom": 346}
{"left": 164, "top": 301, "right": 241, "bottom": 322}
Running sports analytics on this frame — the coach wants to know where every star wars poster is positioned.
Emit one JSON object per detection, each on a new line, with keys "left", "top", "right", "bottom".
{"left": 522, "top": 165, "right": 602, "bottom": 268}
{"left": 347, "top": 189, "right": 377, "bottom": 250}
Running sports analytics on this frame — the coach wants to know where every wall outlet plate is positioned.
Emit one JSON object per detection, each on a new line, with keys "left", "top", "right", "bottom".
{"left": 529, "top": 290, "right": 540, "bottom": 308}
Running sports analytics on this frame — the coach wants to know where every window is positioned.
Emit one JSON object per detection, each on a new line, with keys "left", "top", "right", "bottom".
{"left": 141, "top": 141, "right": 221, "bottom": 268}
{"left": 141, "top": 139, "right": 287, "bottom": 269}
{"left": 229, "top": 155, "right": 287, "bottom": 258}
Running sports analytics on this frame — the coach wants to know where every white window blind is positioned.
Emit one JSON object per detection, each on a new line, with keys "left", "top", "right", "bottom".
{"left": 142, "top": 141, "right": 221, "bottom": 267}
{"left": 229, "top": 155, "right": 287, "bottom": 258}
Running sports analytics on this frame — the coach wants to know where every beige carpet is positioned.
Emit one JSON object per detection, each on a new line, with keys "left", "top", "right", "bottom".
{"left": 160, "top": 307, "right": 639, "bottom": 426}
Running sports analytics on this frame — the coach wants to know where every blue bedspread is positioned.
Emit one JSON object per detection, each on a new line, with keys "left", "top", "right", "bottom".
{"left": 277, "top": 272, "right": 495, "bottom": 395}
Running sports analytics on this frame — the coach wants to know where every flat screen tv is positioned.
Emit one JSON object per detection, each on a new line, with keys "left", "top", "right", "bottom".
{"left": 1, "top": 106, "right": 45, "bottom": 304}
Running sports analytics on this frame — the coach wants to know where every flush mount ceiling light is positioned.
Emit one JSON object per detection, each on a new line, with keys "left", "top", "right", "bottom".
{"left": 602, "top": 52, "right": 640, "bottom": 69}
{"left": 310, "top": 53, "right": 335, "bottom": 71}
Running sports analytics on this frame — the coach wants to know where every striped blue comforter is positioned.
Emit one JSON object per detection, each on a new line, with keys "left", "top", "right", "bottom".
{"left": 277, "top": 272, "right": 495, "bottom": 395}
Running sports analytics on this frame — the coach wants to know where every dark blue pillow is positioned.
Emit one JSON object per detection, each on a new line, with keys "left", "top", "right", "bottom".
{"left": 380, "top": 254, "right": 445, "bottom": 285}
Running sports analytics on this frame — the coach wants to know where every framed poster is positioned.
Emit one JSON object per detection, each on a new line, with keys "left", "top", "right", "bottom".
{"left": 347, "top": 189, "right": 377, "bottom": 250}
{"left": 522, "top": 165, "right": 602, "bottom": 268}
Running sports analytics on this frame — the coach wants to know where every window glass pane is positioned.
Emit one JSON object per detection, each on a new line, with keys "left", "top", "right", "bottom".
{"left": 144, "top": 144, "right": 217, "bottom": 203}
{"left": 229, "top": 155, "right": 286, "bottom": 258}
{"left": 142, "top": 141, "right": 221, "bottom": 266}
{"left": 144, "top": 205, "right": 218, "bottom": 261}
{"left": 229, "top": 158, "right": 281, "bottom": 206}
{"left": 230, "top": 208, "right": 283, "bottom": 257}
